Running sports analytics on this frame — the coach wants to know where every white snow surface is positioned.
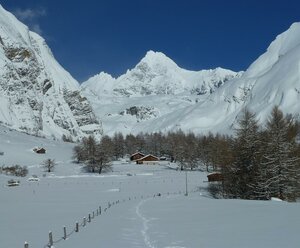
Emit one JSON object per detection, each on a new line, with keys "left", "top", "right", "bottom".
{"left": 82, "top": 23, "right": 300, "bottom": 136}
{"left": 0, "top": 126, "right": 300, "bottom": 248}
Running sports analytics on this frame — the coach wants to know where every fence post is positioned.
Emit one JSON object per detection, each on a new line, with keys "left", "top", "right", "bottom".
{"left": 83, "top": 217, "right": 86, "bottom": 227}
{"left": 88, "top": 214, "right": 91, "bottom": 223}
{"left": 75, "top": 222, "right": 79, "bottom": 232}
{"left": 49, "top": 231, "right": 53, "bottom": 247}
{"left": 63, "top": 226, "right": 67, "bottom": 240}
{"left": 24, "top": 241, "right": 29, "bottom": 248}
{"left": 99, "top": 206, "right": 101, "bottom": 215}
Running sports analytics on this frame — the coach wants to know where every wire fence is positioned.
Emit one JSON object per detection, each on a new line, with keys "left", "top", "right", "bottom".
{"left": 24, "top": 187, "right": 200, "bottom": 248}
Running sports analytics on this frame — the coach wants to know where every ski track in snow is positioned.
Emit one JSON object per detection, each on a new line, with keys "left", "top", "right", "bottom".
{"left": 136, "top": 199, "right": 156, "bottom": 248}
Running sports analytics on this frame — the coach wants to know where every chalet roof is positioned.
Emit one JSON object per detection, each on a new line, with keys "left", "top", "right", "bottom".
{"left": 136, "top": 154, "right": 159, "bottom": 161}
{"left": 130, "top": 152, "right": 145, "bottom": 157}
{"left": 207, "top": 172, "right": 222, "bottom": 176}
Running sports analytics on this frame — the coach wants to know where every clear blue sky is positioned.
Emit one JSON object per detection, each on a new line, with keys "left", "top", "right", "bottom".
{"left": 1, "top": 0, "right": 300, "bottom": 82}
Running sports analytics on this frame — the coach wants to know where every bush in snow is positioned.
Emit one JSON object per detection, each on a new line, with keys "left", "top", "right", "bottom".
{"left": 1, "top": 165, "right": 28, "bottom": 177}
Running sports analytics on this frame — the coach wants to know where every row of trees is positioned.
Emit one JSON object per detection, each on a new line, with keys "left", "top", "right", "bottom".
{"left": 72, "top": 106, "right": 300, "bottom": 201}
{"left": 73, "top": 129, "right": 225, "bottom": 172}
{"left": 218, "top": 106, "right": 300, "bottom": 201}
{"left": 73, "top": 136, "right": 113, "bottom": 174}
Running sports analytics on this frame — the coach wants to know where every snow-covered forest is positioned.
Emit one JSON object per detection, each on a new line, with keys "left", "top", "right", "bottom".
{"left": 72, "top": 106, "right": 300, "bottom": 202}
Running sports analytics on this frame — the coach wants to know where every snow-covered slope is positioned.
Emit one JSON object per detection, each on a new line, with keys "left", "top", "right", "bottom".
{"left": 0, "top": 5, "right": 102, "bottom": 139}
{"left": 199, "top": 22, "right": 300, "bottom": 132}
{"left": 225, "top": 22, "right": 300, "bottom": 120}
{"left": 82, "top": 23, "right": 300, "bottom": 135}
{"left": 81, "top": 51, "right": 240, "bottom": 135}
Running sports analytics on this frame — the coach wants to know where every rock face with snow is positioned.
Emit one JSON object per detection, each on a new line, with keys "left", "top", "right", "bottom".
{"left": 0, "top": 5, "right": 102, "bottom": 139}
{"left": 82, "top": 23, "right": 300, "bottom": 136}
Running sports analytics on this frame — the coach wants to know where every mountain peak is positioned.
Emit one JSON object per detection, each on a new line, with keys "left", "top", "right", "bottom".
{"left": 139, "top": 50, "right": 179, "bottom": 69}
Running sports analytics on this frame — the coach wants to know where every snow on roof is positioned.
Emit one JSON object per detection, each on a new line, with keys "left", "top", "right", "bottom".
{"left": 136, "top": 154, "right": 159, "bottom": 161}
{"left": 130, "top": 152, "right": 145, "bottom": 157}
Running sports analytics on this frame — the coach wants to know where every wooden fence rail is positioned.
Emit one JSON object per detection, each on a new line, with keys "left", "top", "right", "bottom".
{"left": 24, "top": 188, "right": 199, "bottom": 247}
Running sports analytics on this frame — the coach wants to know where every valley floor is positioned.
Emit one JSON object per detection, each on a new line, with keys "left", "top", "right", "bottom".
{"left": 0, "top": 127, "right": 299, "bottom": 248}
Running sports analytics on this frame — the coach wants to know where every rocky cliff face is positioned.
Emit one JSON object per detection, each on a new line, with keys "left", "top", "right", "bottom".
{"left": 0, "top": 5, "right": 102, "bottom": 139}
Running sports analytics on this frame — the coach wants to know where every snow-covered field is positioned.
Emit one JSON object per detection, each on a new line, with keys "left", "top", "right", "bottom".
{"left": 0, "top": 126, "right": 300, "bottom": 248}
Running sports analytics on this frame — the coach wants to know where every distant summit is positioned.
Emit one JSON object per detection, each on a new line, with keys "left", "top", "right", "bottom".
{"left": 82, "top": 50, "right": 239, "bottom": 97}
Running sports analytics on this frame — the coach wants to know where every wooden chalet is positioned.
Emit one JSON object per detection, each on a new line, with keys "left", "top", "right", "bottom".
{"left": 33, "top": 147, "right": 46, "bottom": 154}
{"left": 130, "top": 152, "right": 145, "bottom": 161}
{"left": 207, "top": 172, "right": 223, "bottom": 182}
{"left": 136, "top": 154, "right": 159, "bottom": 165}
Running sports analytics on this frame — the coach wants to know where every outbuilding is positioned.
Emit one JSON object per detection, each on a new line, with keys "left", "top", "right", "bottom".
{"left": 33, "top": 147, "right": 46, "bottom": 154}
{"left": 207, "top": 172, "right": 223, "bottom": 182}
{"left": 130, "top": 152, "right": 145, "bottom": 161}
{"left": 136, "top": 154, "right": 159, "bottom": 165}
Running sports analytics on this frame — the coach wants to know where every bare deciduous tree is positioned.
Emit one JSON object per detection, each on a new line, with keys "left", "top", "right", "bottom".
{"left": 42, "top": 159, "right": 56, "bottom": 173}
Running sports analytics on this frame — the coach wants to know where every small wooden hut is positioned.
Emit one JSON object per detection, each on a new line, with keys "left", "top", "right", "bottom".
{"left": 207, "top": 172, "right": 223, "bottom": 182}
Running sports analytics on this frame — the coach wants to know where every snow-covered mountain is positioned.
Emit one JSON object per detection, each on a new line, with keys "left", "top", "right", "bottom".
{"left": 0, "top": 5, "right": 102, "bottom": 139}
{"left": 196, "top": 22, "right": 300, "bottom": 133}
{"left": 81, "top": 51, "right": 241, "bottom": 135}
{"left": 220, "top": 22, "right": 300, "bottom": 120}
{"left": 82, "top": 50, "right": 239, "bottom": 97}
{"left": 82, "top": 23, "right": 300, "bottom": 136}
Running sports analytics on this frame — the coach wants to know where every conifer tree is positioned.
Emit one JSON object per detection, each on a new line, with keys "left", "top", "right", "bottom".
{"left": 260, "top": 106, "right": 300, "bottom": 200}
{"left": 225, "top": 108, "right": 261, "bottom": 198}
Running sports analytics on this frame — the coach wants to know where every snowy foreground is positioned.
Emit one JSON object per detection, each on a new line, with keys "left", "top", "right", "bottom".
{"left": 0, "top": 127, "right": 300, "bottom": 248}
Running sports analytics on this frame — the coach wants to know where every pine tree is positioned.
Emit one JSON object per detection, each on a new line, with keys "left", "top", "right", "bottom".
{"left": 260, "top": 106, "right": 300, "bottom": 200}
{"left": 225, "top": 109, "right": 261, "bottom": 199}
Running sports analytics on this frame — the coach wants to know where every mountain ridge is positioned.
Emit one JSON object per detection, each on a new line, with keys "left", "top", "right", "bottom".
{"left": 82, "top": 23, "right": 300, "bottom": 136}
{"left": 82, "top": 50, "right": 240, "bottom": 97}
